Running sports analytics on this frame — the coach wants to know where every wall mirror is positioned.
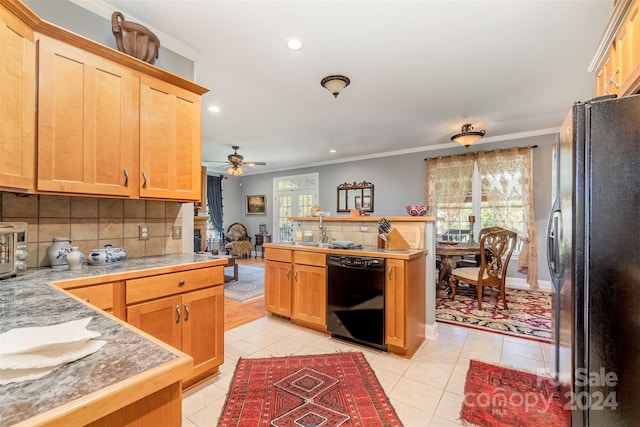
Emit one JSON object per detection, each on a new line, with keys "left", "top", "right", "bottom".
{"left": 337, "top": 181, "right": 374, "bottom": 213}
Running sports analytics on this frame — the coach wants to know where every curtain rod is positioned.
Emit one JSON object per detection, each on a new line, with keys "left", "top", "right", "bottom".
{"left": 424, "top": 145, "right": 538, "bottom": 161}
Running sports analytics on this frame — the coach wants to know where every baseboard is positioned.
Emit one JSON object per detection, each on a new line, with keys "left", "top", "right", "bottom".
{"left": 506, "top": 277, "right": 552, "bottom": 292}
{"left": 425, "top": 322, "right": 438, "bottom": 340}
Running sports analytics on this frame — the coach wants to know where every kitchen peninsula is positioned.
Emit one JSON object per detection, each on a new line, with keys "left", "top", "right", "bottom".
{"left": 0, "top": 254, "right": 227, "bottom": 426}
{"left": 263, "top": 215, "right": 437, "bottom": 357}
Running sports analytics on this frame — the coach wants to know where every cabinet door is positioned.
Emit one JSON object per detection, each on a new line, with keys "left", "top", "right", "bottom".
{"left": 67, "top": 283, "right": 114, "bottom": 311}
{"left": 385, "top": 259, "right": 406, "bottom": 348}
{"left": 292, "top": 264, "right": 326, "bottom": 327}
{"left": 127, "top": 295, "right": 182, "bottom": 350}
{"left": 619, "top": 0, "right": 640, "bottom": 95}
{"left": 181, "top": 286, "right": 224, "bottom": 379}
{"left": 264, "top": 260, "right": 292, "bottom": 317}
{"left": 139, "top": 75, "right": 201, "bottom": 201}
{"left": 0, "top": 4, "right": 35, "bottom": 190}
{"left": 37, "top": 35, "right": 137, "bottom": 196}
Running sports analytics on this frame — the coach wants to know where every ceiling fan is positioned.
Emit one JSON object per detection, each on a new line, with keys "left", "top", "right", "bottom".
{"left": 204, "top": 146, "right": 266, "bottom": 176}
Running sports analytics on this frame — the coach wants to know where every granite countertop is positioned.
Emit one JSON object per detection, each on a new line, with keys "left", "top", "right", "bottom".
{"left": 0, "top": 253, "right": 224, "bottom": 426}
{"left": 263, "top": 242, "right": 427, "bottom": 260}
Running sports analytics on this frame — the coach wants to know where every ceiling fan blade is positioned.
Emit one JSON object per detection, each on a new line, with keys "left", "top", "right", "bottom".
{"left": 242, "top": 161, "right": 266, "bottom": 166}
{"left": 203, "top": 160, "right": 231, "bottom": 164}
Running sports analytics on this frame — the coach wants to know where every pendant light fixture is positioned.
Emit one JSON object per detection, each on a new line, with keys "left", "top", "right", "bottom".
{"left": 451, "top": 123, "right": 486, "bottom": 147}
{"left": 321, "top": 75, "right": 350, "bottom": 98}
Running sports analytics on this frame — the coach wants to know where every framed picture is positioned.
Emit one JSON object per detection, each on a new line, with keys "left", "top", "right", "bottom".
{"left": 246, "top": 195, "right": 266, "bottom": 215}
{"left": 259, "top": 223, "right": 267, "bottom": 234}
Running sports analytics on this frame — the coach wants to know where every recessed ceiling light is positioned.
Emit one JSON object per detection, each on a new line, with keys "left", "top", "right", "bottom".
{"left": 330, "top": 149, "right": 337, "bottom": 153}
{"left": 285, "top": 37, "right": 304, "bottom": 51}
{"left": 208, "top": 105, "right": 220, "bottom": 113}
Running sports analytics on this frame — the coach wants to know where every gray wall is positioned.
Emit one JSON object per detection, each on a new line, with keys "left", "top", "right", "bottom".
{"left": 225, "top": 133, "right": 555, "bottom": 282}
{"left": 23, "top": 0, "right": 194, "bottom": 79}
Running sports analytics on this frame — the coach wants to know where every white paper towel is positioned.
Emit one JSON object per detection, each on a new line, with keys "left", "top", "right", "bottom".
{"left": 0, "top": 317, "right": 105, "bottom": 385}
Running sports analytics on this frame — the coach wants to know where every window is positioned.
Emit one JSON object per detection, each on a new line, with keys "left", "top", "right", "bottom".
{"left": 427, "top": 147, "right": 538, "bottom": 287}
{"left": 273, "top": 173, "right": 319, "bottom": 242}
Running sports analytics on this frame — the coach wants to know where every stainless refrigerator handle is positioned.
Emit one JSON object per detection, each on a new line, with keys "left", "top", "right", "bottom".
{"left": 546, "top": 199, "right": 562, "bottom": 281}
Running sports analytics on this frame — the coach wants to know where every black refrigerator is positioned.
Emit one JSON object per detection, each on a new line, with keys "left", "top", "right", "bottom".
{"left": 547, "top": 94, "right": 640, "bottom": 426}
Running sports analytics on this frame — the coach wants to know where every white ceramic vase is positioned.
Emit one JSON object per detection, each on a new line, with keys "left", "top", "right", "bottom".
{"left": 65, "top": 247, "right": 85, "bottom": 270}
{"left": 46, "top": 237, "right": 72, "bottom": 270}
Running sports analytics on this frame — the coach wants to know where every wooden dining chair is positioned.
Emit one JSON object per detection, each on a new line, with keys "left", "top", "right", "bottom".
{"left": 448, "top": 228, "right": 517, "bottom": 309}
{"left": 455, "top": 226, "right": 503, "bottom": 268}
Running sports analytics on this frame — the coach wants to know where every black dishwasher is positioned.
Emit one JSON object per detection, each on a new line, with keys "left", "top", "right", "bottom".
{"left": 326, "top": 254, "right": 387, "bottom": 351}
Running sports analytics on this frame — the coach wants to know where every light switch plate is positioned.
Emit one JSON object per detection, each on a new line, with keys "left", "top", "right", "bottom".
{"left": 172, "top": 225, "right": 182, "bottom": 240}
{"left": 139, "top": 224, "right": 150, "bottom": 240}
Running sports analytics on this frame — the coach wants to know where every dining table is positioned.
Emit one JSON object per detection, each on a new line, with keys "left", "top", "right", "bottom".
{"left": 436, "top": 242, "right": 481, "bottom": 298}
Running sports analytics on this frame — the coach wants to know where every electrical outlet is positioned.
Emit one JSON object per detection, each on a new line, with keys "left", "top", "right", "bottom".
{"left": 139, "top": 224, "right": 150, "bottom": 240}
{"left": 172, "top": 225, "right": 182, "bottom": 240}
{"left": 360, "top": 226, "right": 368, "bottom": 232}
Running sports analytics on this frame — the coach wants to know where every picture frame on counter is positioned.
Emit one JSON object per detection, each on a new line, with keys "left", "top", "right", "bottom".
{"left": 246, "top": 195, "right": 266, "bottom": 215}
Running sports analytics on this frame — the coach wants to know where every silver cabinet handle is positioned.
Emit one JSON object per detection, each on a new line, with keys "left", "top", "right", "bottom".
{"left": 176, "top": 305, "right": 181, "bottom": 323}
{"left": 179, "top": 279, "right": 185, "bottom": 286}
{"left": 294, "top": 271, "right": 298, "bottom": 282}
{"left": 287, "top": 269, "right": 291, "bottom": 280}
{"left": 388, "top": 266, "right": 393, "bottom": 280}
{"left": 142, "top": 171, "right": 147, "bottom": 188}
{"left": 123, "top": 168, "right": 129, "bottom": 187}
{"left": 184, "top": 303, "right": 189, "bottom": 321}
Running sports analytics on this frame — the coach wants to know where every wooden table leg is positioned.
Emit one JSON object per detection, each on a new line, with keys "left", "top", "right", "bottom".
{"left": 224, "top": 257, "right": 239, "bottom": 282}
{"left": 437, "top": 255, "right": 456, "bottom": 298}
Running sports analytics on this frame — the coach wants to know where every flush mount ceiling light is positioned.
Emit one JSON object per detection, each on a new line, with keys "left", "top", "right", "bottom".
{"left": 321, "top": 75, "right": 350, "bottom": 98}
{"left": 451, "top": 123, "right": 486, "bottom": 147}
{"left": 285, "top": 37, "right": 304, "bottom": 50}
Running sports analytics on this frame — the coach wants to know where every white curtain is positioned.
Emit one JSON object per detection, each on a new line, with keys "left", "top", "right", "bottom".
{"left": 425, "top": 153, "right": 475, "bottom": 217}
{"left": 477, "top": 147, "right": 538, "bottom": 288}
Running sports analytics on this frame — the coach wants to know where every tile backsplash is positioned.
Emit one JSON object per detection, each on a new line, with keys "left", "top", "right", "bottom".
{"left": 1, "top": 192, "right": 186, "bottom": 268}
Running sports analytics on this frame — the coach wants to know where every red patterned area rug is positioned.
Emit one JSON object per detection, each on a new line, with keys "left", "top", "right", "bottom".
{"left": 218, "top": 352, "right": 402, "bottom": 426}
{"left": 461, "top": 359, "right": 570, "bottom": 427}
{"left": 436, "top": 285, "right": 551, "bottom": 343}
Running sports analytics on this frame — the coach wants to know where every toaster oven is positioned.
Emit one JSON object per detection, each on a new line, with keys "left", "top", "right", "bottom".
{"left": 0, "top": 222, "right": 28, "bottom": 279}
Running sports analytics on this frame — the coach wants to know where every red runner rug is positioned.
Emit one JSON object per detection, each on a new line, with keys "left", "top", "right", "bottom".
{"left": 461, "top": 359, "right": 570, "bottom": 427}
{"left": 437, "top": 286, "right": 551, "bottom": 343}
{"left": 218, "top": 352, "right": 402, "bottom": 426}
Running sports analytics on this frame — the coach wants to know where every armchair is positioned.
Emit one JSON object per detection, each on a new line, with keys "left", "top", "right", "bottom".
{"left": 224, "top": 223, "right": 252, "bottom": 257}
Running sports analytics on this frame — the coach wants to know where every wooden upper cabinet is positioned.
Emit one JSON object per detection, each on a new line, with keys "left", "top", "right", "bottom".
{"left": 595, "top": 46, "right": 618, "bottom": 96}
{"left": 0, "top": 3, "right": 35, "bottom": 190}
{"left": 139, "top": 75, "right": 201, "bottom": 201}
{"left": 37, "top": 35, "right": 138, "bottom": 196}
{"left": 594, "top": 0, "right": 640, "bottom": 96}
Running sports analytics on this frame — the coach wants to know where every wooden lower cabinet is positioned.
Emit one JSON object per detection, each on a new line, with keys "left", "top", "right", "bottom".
{"left": 65, "top": 281, "right": 125, "bottom": 319}
{"left": 264, "top": 246, "right": 426, "bottom": 357}
{"left": 385, "top": 259, "right": 406, "bottom": 348}
{"left": 265, "top": 260, "right": 292, "bottom": 316}
{"left": 265, "top": 249, "right": 327, "bottom": 330}
{"left": 385, "top": 256, "right": 426, "bottom": 357}
{"left": 292, "top": 263, "right": 326, "bottom": 329}
{"left": 127, "top": 284, "right": 224, "bottom": 387}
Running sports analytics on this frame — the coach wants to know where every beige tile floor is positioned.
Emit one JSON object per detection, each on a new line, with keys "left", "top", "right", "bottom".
{"left": 182, "top": 318, "right": 552, "bottom": 427}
